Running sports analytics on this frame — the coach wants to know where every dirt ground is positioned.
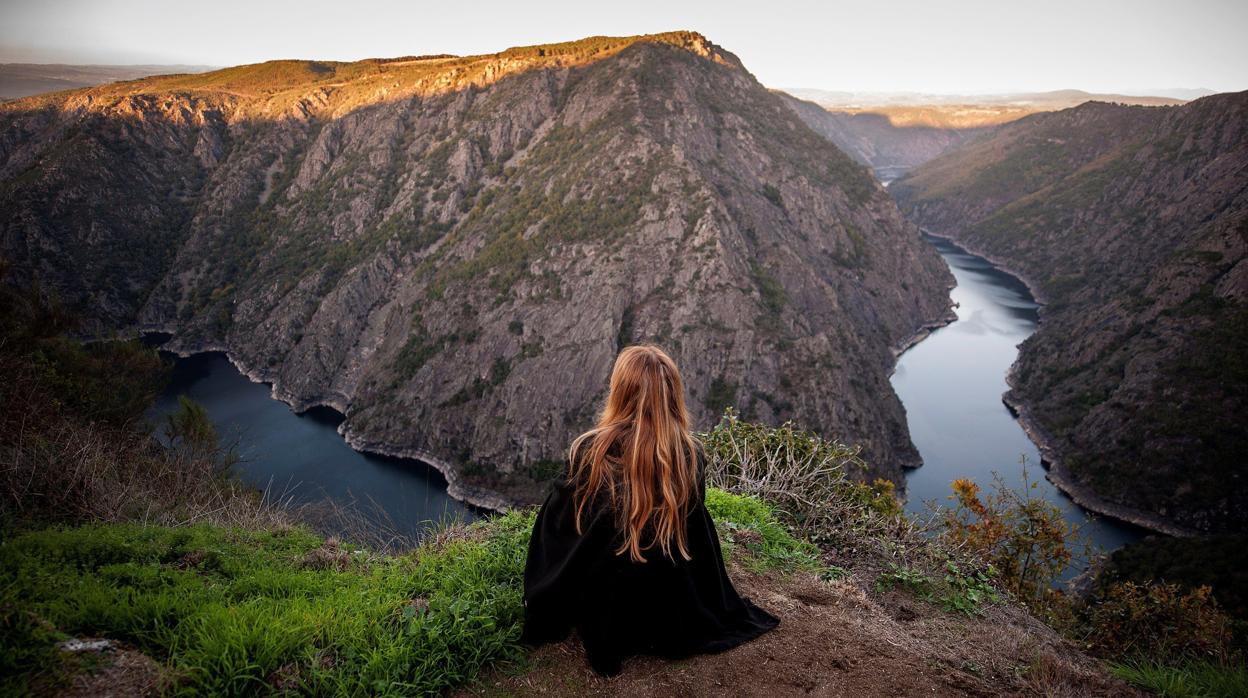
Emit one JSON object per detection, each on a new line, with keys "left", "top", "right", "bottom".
{"left": 460, "top": 567, "right": 1139, "bottom": 698}
{"left": 53, "top": 642, "right": 164, "bottom": 698}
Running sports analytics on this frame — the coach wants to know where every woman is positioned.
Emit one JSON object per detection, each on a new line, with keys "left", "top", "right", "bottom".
{"left": 521, "top": 344, "right": 779, "bottom": 677}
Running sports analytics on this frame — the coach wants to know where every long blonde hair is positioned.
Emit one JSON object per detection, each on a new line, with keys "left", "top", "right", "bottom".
{"left": 568, "top": 345, "right": 702, "bottom": 562}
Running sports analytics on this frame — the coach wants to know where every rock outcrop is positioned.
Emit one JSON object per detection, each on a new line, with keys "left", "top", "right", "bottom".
{"left": 892, "top": 93, "right": 1248, "bottom": 533}
{"left": 0, "top": 32, "right": 952, "bottom": 505}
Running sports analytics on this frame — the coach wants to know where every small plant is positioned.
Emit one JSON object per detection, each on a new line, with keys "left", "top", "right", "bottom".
{"left": 1108, "top": 657, "right": 1248, "bottom": 698}
{"left": 941, "top": 561, "right": 1000, "bottom": 616}
{"left": 820, "top": 566, "right": 850, "bottom": 582}
{"left": 875, "top": 563, "right": 934, "bottom": 601}
{"left": 705, "top": 489, "right": 822, "bottom": 574}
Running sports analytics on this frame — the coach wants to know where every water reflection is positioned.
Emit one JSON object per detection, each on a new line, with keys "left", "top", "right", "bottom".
{"left": 149, "top": 351, "right": 477, "bottom": 539}
{"left": 894, "top": 234, "right": 1144, "bottom": 574}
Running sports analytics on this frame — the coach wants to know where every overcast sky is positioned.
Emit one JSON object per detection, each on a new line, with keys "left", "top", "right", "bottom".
{"left": 1, "top": 0, "right": 1244, "bottom": 94}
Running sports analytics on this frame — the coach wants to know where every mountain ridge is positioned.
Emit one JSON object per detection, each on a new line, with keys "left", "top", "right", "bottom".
{"left": 892, "top": 91, "right": 1248, "bottom": 533}
{"left": 0, "top": 32, "right": 952, "bottom": 506}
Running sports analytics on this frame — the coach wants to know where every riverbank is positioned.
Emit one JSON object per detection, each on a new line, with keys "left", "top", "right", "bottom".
{"left": 1002, "top": 366, "right": 1197, "bottom": 538}
{"left": 910, "top": 233, "right": 1186, "bottom": 539}
{"left": 138, "top": 326, "right": 517, "bottom": 514}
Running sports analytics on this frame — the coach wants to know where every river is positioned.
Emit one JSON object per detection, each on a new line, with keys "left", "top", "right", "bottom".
{"left": 891, "top": 233, "right": 1144, "bottom": 571}
{"left": 147, "top": 350, "right": 477, "bottom": 539}
{"left": 146, "top": 233, "right": 1146, "bottom": 562}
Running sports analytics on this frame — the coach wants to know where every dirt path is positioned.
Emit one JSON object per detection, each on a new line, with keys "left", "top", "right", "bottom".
{"left": 461, "top": 567, "right": 1137, "bottom": 697}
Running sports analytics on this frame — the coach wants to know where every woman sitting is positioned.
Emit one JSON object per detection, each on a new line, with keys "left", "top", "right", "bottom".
{"left": 521, "top": 344, "right": 779, "bottom": 676}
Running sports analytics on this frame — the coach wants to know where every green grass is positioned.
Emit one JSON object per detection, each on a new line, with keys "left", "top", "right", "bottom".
{"left": 1, "top": 515, "right": 533, "bottom": 696}
{"left": 704, "top": 488, "right": 822, "bottom": 573}
{"left": 1109, "top": 658, "right": 1248, "bottom": 698}
{"left": 1, "top": 489, "right": 810, "bottom": 695}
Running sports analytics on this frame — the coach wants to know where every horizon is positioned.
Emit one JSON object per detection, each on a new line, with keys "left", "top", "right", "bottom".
{"left": 1, "top": 0, "right": 1245, "bottom": 95}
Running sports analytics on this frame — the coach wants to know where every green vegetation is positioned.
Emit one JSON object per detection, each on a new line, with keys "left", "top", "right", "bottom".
{"left": 1108, "top": 658, "right": 1248, "bottom": 698}
{"left": 749, "top": 262, "right": 787, "bottom": 316}
{"left": 0, "top": 490, "right": 818, "bottom": 695}
{"left": 0, "top": 517, "right": 530, "bottom": 696}
{"left": 874, "top": 563, "right": 934, "bottom": 598}
{"left": 704, "top": 489, "right": 821, "bottom": 574}
{"left": 703, "top": 376, "right": 738, "bottom": 415}
{"left": 760, "top": 184, "right": 784, "bottom": 209}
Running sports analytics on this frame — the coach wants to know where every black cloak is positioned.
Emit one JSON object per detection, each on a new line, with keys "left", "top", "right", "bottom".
{"left": 520, "top": 444, "right": 779, "bottom": 676}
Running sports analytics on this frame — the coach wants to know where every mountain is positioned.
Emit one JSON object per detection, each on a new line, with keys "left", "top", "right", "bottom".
{"left": 783, "top": 88, "right": 1189, "bottom": 110}
{"left": 778, "top": 89, "right": 1190, "bottom": 178}
{"left": 0, "top": 63, "right": 217, "bottom": 100}
{"left": 780, "top": 94, "right": 994, "bottom": 180}
{"left": 0, "top": 32, "right": 953, "bottom": 507}
{"left": 891, "top": 93, "right": 1248, "bottom": 534}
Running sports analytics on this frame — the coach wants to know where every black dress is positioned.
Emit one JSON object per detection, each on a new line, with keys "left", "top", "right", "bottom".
{"left": 520, "top": 443, "right": 780, "bottom": 676}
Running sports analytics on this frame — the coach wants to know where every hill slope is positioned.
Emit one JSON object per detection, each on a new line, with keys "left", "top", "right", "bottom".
{"left": 891, "top": 93, "right": 1248, "bottom": 534}
{"left": 0, "top": 32, "right": 952, "bottom": 506}
{"left": 780, "top": 94, "right": 992, "bottom": 178}
{"left": 779, "top": 89, "right": 1190, "bottom": 178}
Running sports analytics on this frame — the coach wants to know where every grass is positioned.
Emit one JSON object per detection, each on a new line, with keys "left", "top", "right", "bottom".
{"left": 704, "top": 488, "right": 822, "bottom": 574}
{"left": 0, "top": 515, "right": 531, "bottom": 696}
{"left": 0, "top": 488, "right": 810, "bottom": 695}
{"left": 1109, "top": 658, "right": 1248, "bottom": 698}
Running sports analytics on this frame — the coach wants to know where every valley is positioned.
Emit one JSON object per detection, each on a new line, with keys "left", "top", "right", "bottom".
{"left": 0, "top": 32, "right": 952, "bottom": 506}
{"left": 892, "top": 92, "right": 1248, "bottom": 534}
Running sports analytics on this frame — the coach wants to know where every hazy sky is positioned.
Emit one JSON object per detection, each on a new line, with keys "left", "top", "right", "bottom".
{"left": 1, "top": 0, "right": 1245, "bottom": 94}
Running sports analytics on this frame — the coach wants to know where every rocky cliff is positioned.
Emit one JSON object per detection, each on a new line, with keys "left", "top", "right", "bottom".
{"left": 0, "top": 32, "right": 953, "bottom": 506}
{"left": 892, "top": 93, "right": 1248, "bottom": 533}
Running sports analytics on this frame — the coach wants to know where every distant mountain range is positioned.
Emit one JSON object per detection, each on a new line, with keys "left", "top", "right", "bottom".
{"left": 775, "top": 88, "right": 1204, "bottom": 179}
{"left": 782, "top": 88, "right": 1205, "bottom": 109}
{"left": 0, "top": 63, "right": 217, "bottom": 100}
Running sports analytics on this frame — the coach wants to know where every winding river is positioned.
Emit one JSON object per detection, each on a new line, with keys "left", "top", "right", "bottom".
{"left": 147, "top": 234, "right": 1146, "bottom": 563}
{"left": 891, "top": 233, "right": 1144, "bottom": 571}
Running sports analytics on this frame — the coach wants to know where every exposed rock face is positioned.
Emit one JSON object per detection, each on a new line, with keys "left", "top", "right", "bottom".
{"left": 0, "top": 32, "right": 952, "bottom": 505}
{"left": 892, "top": 94, "right": 1248, "bottom": 533}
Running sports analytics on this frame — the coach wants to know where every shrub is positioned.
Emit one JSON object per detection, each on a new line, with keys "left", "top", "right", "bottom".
{"left": 939, "top": 464, "right": 1085, "bottom": 603}
{"left": 700, "top": 408, "right": 899, "bottom": 540}
{"left": 1085, "top": 581, "right": 1233, "bottom": 663}
{"left": 0, "top": 284, "right": 284, "bottom": 530}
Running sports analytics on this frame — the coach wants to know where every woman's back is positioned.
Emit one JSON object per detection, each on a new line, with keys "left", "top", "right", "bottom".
{"left": 521, "top": 346, "right": 778, "bottom": 676}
